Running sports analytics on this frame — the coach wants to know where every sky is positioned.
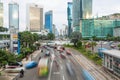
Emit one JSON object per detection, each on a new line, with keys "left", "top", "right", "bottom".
{"left": 1, "top": 0, "right": 120, "bottom": 31}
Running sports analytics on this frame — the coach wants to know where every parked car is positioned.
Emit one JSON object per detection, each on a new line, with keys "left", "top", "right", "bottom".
{"left": 6, "top": 62, "right": 23, "bottom": 69}
{"left": 5, "top": 67, "right": 25, "bottom": 73}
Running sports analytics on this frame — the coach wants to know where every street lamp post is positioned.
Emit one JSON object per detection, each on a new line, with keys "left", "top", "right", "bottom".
{"left": 100, "top": 23, "right": 102, "bottom": 49}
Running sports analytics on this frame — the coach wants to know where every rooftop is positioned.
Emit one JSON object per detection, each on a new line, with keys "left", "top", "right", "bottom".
{"left": 102, "top": 49, "right": 120, "bottom": 58}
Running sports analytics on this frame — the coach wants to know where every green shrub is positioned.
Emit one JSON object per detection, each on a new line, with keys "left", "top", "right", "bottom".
{"left": 77, "top": 40, "right": 82, "bottom": 48}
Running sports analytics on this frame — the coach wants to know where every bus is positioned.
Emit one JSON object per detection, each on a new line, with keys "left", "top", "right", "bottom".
{"left": 37, "top": 58, "right": 50, "bottom": 77}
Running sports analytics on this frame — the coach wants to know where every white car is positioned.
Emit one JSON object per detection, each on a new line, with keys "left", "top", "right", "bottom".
{"left": 5, "top": 67, "right": 25, "bottom": 73}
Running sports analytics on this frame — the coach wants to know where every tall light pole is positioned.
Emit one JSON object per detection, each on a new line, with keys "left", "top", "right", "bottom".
{"left": 100, "top": 23, "right": 102, "bottom": 49}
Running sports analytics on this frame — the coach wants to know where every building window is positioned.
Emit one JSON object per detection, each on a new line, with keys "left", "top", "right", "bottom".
{"left": 110, "top": 59, "right": 112, "bottom": 69}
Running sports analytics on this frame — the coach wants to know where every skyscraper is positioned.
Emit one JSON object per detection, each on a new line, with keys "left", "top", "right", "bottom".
{"left": 67, "top": 2, "right": 72, "bottom": 36}
{"left": 72, "top": 0, "right": 92, "bottom": 31}
{"left": 82, "top": 0, "right": 92, "bottom": 19}
{"left": 27, "top": 4, "right": 43, "bottom": 32}
{"left": 9, "top": 3, "right": 19, "bottom": 29}
{"left": 45, "top": 10, "right": 53, "bottom": 33}
{"left": 0, "top": 2, "right": 3, "bottom": 27}
{"left": 9, "top": 2, "right": 19, "bottom": 54}
{"left": 52, "top": 24, "right": 55, "bottom": 35}
{"left": 73, "top": 0, "right": 81, "bottom": 31}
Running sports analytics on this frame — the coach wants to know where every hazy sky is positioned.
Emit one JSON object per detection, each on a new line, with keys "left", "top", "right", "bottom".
{"left": 1, "top": 0, "right": 120, "bottom": 31}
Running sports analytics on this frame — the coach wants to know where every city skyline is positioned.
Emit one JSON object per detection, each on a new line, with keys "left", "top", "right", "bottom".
{"left": 1, "top": 0, "right": 120, "bottom": 31}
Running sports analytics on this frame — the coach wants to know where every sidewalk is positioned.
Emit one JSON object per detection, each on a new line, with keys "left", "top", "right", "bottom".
{"left": 0, "top": 49, "right": 41, "bottom": 80}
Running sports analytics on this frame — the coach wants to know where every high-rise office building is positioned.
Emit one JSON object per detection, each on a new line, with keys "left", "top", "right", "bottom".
{"left": 27, "top": 4, "right": 43, "bottom": 32}
{"left": 9, "top": 3, "right": 19, "bottom": 54}
{"left": 0, "top": 2, "right": 3, "bottom": 27}
{"left": 67, "top": 2, "right": 72, "bottom": 36}
{"left": 45, "top": 10, "right": 53, "bottom": 33}
{"left": 72, "top": 0, "right": 92, "bottom": 31}
{"left": 82, "top": 0, "right": 92, "bottom": 19}
{"left": 52, "top": 24, "right": 55, "bottom": 35}
{"left": 9, "top": 3, "right": 19, "bottom": 29}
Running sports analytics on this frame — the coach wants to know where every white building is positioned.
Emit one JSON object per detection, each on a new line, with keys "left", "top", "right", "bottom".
{"left": 102, "top": 50, "right": 120, "bottom": 77}
{"left": 113, "top": 27, "right": 120, "bottom": 37}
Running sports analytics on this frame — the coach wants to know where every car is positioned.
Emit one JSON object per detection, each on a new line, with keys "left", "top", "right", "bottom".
{"left": 5, "top": 67, "right": 25, "bottom": 73}
{"left": 110, "top": 44, "right": 116, "bottom": 48}
{"left": 60, "top": 53, "right": 66, "bottom": 59}
{"left": 25, "top": 61, "right": 38, "bottom": 69}
{"left": 57, "top": 46, "right": 61, "bottom": 51}
{"left": 66, "top": 50, "right": 71, "bottom": 55}
{"left": 59, "top": 49, "right": 63, "bottom": 53}
{"left": 45, "top": 51, "right": 50, "bottom": 56}
{"left": 6, "top": 62, "right": 23, "bottom": 69}
{"left": 60, "top": 46, "right": 65, "bottom": 50}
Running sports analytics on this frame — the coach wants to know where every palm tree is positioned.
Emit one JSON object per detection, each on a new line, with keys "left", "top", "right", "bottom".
{"left": 90, "top": 41, "right": 97, "bottom": 52}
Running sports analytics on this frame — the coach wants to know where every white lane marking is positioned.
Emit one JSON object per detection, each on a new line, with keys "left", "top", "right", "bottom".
{"left": 48, "top": 60, "right": 53, "bottom": 80}
{"left": 53, "top": 72, "right": 60, "bottom": 74}
{"left": 63, "top": 75, "right": 65, "bottom": 80}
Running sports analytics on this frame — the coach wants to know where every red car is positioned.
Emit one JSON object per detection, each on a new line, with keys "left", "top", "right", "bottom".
{"left": 59, "top": 49, "right": 63, "bottom": 53}
{"left": 66, "top": 50, "right": 71, "bottom": 55}
{"left": 60, "top": 53, "right": 66, "bottom": 59}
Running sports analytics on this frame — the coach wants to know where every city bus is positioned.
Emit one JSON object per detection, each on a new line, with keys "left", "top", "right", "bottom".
{"left": 37, "top": 58, "right": 50, "bottom": 77}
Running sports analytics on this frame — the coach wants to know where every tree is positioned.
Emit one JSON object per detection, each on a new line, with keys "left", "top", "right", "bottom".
{"left": 0, "top": 27, "right": 8, "bottom": 32}
{"left": 19, "top": 31, "right": 34, "bottom": 48}
{"left": 0, "top": 49, "right": 16, "bottom": 67}
{"left": 106, "top": 34, "right": 112, "bottom": 41}
{"left": 70, "top": 31, "right": 82, "bottom": 47}
{"left": 89, "top": 41, "right": 97, "bottom": 52}
{"left": 32, "top": 33, "right": 39, "bottom": 42}
{"left": 77, "top": 40, "right": 82, "bottom": 48}
{"left": 118, "top": 44, "right": 120, "bottom": 50}
{"left": 47, "top": 33, "right": 55, "bottom": 40}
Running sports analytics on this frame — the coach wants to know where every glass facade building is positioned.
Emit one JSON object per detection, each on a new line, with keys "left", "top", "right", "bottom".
{"left": 9, "top": 3, "right": 19, "bottom": 29}
{"left": 27, "top": 4, "right": 43, "bottom": 32}
{"left": 82, "top": 0, "right": 92, "bottom": 19}
{"left": 45, "top": 11, "right": 53, "bottom": 33}
{"left": 73, "top": 0, "right": 81, "bottom": 31}
{"left": 80, "top": 19, "right": 120, "bottom": 38}
{"left": 72, "top": 0, "right": 92, "bottom": 32}
{"left": 0, "top": 3, "right": 3, "bottom": 27}
{"left": 67, "top": 2, "right": 72, "bottom": 37}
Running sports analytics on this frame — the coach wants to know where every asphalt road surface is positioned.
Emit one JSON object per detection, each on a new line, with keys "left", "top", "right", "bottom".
{"left": 16, "top": 47, "right": 85, "bottom": 80}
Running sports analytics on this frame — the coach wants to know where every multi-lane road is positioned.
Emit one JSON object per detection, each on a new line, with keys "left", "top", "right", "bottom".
{"left": 17, "top": 46, "right": 87, "bottom": 80}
